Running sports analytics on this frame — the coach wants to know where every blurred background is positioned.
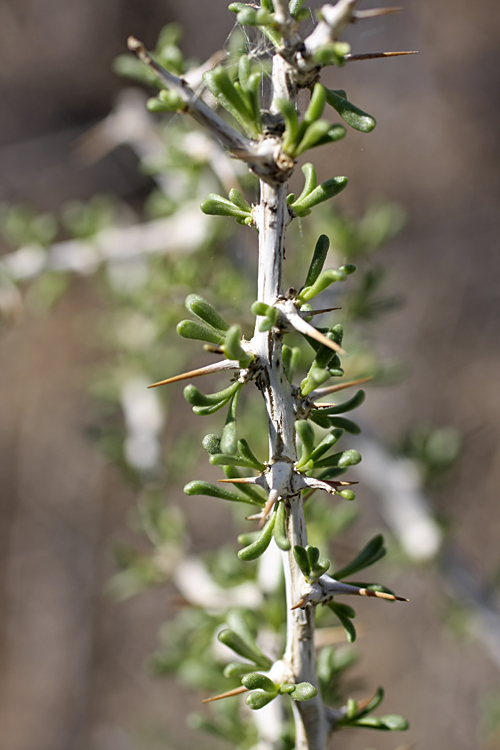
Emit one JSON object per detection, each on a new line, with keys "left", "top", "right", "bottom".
{"left": 0, "top": 1, "right": 499, "bottom": 749}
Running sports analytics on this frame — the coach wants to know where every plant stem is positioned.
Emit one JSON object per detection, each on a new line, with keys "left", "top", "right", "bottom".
{"left": 253, "top": 175, "right": 327, "bottom": 748}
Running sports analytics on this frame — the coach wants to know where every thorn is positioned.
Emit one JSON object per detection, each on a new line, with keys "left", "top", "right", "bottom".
{"left": 202, "top": 686, "right": 248, "bottom": 703}
{"left": 287, "top": 312, "right": 346, "bottom": 355}
{"left": 148, "top": 360, "right": 239, "bottom": 388}
{"left": 260, "top": 488, "right": 279, "bottom": 527}
{"left": 203, "top": 345, "right": 224, "bottom": 354}
{"left": 291, "top": 598, "right": 307, "bottom": 610}
{"left": 311, "top": 376, "right": 373, "bottom": 397}
{"left": 218, "top": 477, "right": 259, "bottom": 484}
{"left": 127, "top": 36, "right": 144, "bottom": 55}
{"left": 356, "top": 587, "right": 408, "bottom": 602}
{"left": 345, "top": 50, "right": 419, "bottom": 62}
{"left": 353, "top": 7, "right": 403, "bottom": 20}
{"left": 246, "top": 512, "right": 264, "bottom": 521}
{"left": 311, "top": 402, "right": 338, "bottom": 408}
{"left": 302, "top": 307, "right": 342, "bottom": 317}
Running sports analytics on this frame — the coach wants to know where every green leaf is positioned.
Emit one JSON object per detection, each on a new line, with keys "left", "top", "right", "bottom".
{"left": 218, "top": 628, "right": 272, "bottom": 669}
{"left": 298, "top": 267, "right": 348, "bottom": 302}
{"left": 328, "top": 416, "right": 361, "bottom": 434}
{"left": 273, "top": 501, "right": 290, "bottom": 550}
{"left": 221, "top": 390, "right": 239, "bottom": 454}
{"left": 292, "top": 176, "right": 348, "bottom": 219}
{"left": 304, "top": 234, "right": 330, "bottom": 288}
{"left": 229, "top": 188, "right": 252, "bottom": 212}
{"left": 203, "top": 67, "right": 259, "bottom": 137}
{"left": 293, "top": 545, "right": 311, "bottom": 577}
{"left": 241, "top": 672, "right": 277, "bottom": 693}
{"left": 311, "top": 449, "right": 360, "bottom": 470}
{"left": 237, "top": 439, "right": 266, "bottom": 471}
{"left": 224, "top": 610, "right": 272, "bottom": 668}
{"left": 176, "top": 319, "right": 225, "bottom": 345}
{"left": 276, "top": 99, "right": 299, "bottom": 154}
{"left": 294, "top": 120, "right": 336, "bottom": 157}
{"left": 201, "top": 193, "right": 251, "bottom": 220}
{"left": 296, "top": 420, "right": 316, "bottom": 465}
{"left": 328, "top": 601, "right": 357, "bottom": 642}
{"left": 331, "top": 534, "right": 386, "bottom": 580}
{"left": 222, "top": 324, "right": 253, "bottom": 366}
{"left": 210, "top": 452, "right": 261, "bottom": 470}
{"left": 223, "top": 661, "right": 256, "bottom": 678}
{"left": 224, "top": 466, "right": 266, "bottom": 505}
{"left": 356, "top": 687, "right": 384, "bottom": 718}
{"left": 251, "top": 301, "right": 272, "bottom": 317}
{"left": 183, "top": 480, "right": 257, "bottom": 505}
{"left": 183, "top": 380, "right": 240, "bottom": 406}
{"left": 316, "top": 390, "right": 366, "bottom": 415}
{"left": 185, "top": 294, "right": 230, "bottom": 333}
{"left": 245, "top": 691, "right": 277, "bottom": 710}
{"left": 292, "top": 163, "right": 318, "bottom": 206}
{"left": 325, "top": 88, "right": 376, "bottom": 133}
{"left": 238, "top": 512, "right": 276, "bottom": 561}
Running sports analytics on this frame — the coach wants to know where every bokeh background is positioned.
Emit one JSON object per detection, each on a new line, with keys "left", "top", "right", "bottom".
{"left": 1, "top": 1, "right": 499, "bottom": 749}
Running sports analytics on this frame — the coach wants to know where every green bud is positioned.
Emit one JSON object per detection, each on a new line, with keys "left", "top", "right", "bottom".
{"left": 238, "top": 512, "right": 276, "bottom": 561}
{"left": 176, "top": 319, "right": 225, "bottom": 345}
{"left": 290, "top": 682, "right": 318, "bottom": 701}
{"left": 338, "top": 489, "right": 356, "bottom": 501}
{"left": 183, "top": 480, "right": 253, "bottom": 505}
{"left": 304, "top": 234, "right": 330, "bottom": 288}
{"left": 202, "top": 434, "right": 221, "bottom": 455}
{"left": 332, "top": 534, "right": 386, "bottom": 580}
{"left": 241, "top": 673, "right": 277, "bottom": 693}
{"left": 245, "top": 691, "right": 276, "bottom": 710}
{"left": 279, "top": 682, "right": 296, "bottom": 694}
{"left": 273, "top": 501, "right": 290, "bottom": 550}
{"left": 346, "top": 698, "right": 358, "bottom": 719}
{"left": 340, "top": 263, "right": 356, "bottom": 275}
{"left": 325, "top": 88, "right": 376, "bottom": 133}
{"left": 291, "top": 177, "right": 348, "bottom": 219}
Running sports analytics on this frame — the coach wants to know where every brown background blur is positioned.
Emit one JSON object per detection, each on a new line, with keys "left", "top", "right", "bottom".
{"left": 0, "top": 1, "right": 499, "bottom": 749}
